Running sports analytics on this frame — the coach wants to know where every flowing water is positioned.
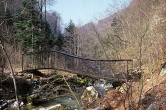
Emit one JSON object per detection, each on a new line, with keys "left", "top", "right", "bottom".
{"left": 24, "top": 96, "right": 81, "bottom": 110}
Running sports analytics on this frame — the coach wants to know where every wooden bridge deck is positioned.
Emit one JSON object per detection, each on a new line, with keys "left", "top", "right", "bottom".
{"left": 22, "top": 50, "right": 133, "bottom": 82}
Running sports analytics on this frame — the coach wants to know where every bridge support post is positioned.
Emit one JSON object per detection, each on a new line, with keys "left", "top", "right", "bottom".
{"left": 48, "top": 52, "right": 49, "bottom": 69}
{"left": 99, "top": 61, "right": 102, "bottom": 78}
{"left": 22, "top": 53, "right": 24, "bottom": 71}
{"left": 127, "top": 61, "right": 129, "bottom": 74}
{"left": 64, "top": 55, "right": 66, "bottom": 70}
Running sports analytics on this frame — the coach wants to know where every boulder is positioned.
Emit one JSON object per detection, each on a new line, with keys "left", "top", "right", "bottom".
{"left": 11, "top": 101, "right": 24, "bottom": 109}
{"left": 94, "top": 79, "right": 113, "bottom": 96}
{"left": 94, "top": 85, "right": 105, "bottom": 96}
{"left": 0, "top": 100, "right": 8, "bottom": 109}
{"left": 81, "top": 86, "right": 101, "bottom": 103}
{"left": 160, "top": 68, "right": 166, "bottom": 76}
{"left": 104, "top": 83, "right": 113, "bottom": 90}
{"left": 147, "top": 104, "right": 156, "bottom": 110}
{"left": 94, "top": 79, "right": 106, "bottom": 86}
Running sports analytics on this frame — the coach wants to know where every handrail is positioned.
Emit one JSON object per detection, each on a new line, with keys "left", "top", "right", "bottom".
{"left": 23, "top": 50, "right": 133, "bottom": 62}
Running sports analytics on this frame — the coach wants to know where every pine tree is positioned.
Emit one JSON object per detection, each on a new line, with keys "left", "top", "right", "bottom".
{"left": 14, "top": 0, "right": 55, "bottom": 52}
{"left": 64, "top": 20, "right": 78, "bottom": 54}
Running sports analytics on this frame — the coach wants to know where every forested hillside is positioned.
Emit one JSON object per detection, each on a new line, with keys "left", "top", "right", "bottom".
{"left": 74, "top": 0, "right": 166, "bottom": 70}
{"left": 62, "top": 1, "right": 166, "bottom": 108}
{"left": 0, "top": 0, "right": 166, "bottom": 110}
{"left": 1, "top": 0, "right": 166, "bottom": 68}
{"left": 0, "top": 0, "right": 62, "bottom": 68}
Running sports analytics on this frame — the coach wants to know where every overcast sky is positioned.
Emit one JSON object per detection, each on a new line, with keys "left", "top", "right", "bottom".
{"left": 47, "top": 0, "right": 131, "bottom": 26}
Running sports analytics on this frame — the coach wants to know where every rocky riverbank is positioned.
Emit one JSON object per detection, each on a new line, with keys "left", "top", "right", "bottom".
{"left": 0, "top": 70, "right": 94, "bottom": 109}
{"left": 1, "top": 68, "right": 165, "bottom": 110}
{"left": 0, "top": 69, "right": 129, "bottom": 110}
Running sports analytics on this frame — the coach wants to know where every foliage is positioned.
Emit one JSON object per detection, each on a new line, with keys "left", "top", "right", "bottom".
{"left": 14, "top": 0, "right": 55, "bottom": 52}
{"left": 76, "top": 75, "right": 93, "bottom": 86}
{"left": 65, "top": 20, "right": 75, "bottom": 34}
{"left": 63, "top": 20, "right": 79, "bottom": 54}
{"left": 55, "top": 32, "right": 64, "bottom": 50}
{"left": 0, "top": 77, "right": 32, "bottom": 99}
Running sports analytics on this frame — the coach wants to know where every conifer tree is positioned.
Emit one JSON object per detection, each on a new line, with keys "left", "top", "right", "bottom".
{"left": 14, "top": 0, "right": 55, "bottom": 52}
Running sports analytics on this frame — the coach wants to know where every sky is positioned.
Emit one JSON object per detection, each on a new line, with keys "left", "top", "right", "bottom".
{"left": 47, "top": 0, "right": 131, "bottom": 26}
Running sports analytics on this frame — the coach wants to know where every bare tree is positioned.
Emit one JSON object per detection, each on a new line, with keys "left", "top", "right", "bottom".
{"left": 0, "top": 40, "right": 20, "bottom": 110}
{"left": 90, "top": 23, "right": 109, "bottom": 59}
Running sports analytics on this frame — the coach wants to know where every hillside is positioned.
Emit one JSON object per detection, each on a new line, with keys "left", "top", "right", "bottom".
{"left": 77, "top": 0, "right": 166, "bottom": 67}
{"left": 77, "top": 0, "right": 166, "bottom": 109}
{"left": 0, "top": 0, "right": 166, "bottom": 109}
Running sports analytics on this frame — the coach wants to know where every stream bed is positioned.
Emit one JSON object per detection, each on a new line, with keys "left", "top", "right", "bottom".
{"left": 4, "top": 72, "right": 115, "bottom": 110}
{"left": 22, "top": 78, "right": 114, "bottom": 110}
{"left": 24, "top": 96, "right": 81, "bottom": 110}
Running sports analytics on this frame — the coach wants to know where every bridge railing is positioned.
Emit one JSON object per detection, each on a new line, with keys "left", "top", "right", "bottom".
{"left": 22, "top": 50, "right": 133, "bottom": 80}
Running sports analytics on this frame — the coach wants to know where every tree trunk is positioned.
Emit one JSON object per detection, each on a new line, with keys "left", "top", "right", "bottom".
{"left": 0, "top": 41, "right": 21, "bottom": 110}
{"left": 44, "top": 0, "right": 46, "bottom": 38}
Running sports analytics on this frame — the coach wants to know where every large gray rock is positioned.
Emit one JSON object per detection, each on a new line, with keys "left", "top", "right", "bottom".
{"left": 94, "top": 85, "right": 105, "bottom": 96}
{"left": 94, "top": 79, "right": 113, "bottom": 96}
{"left": 160, "top": 68, "right": 166, "bottom": 76}
{"left": 81, "top": 86, "right": 101, "bottom": 103}
{"left": 11, "top": 101, "right": 24, "bottom": 109}
{"left": 104, "top": 82, "right": 113, "bottom": 90}
{"left": 147, "top": 104, "right": 156, "bottom": 110}
{"left": 0, "top": 100, "right": 8, "bottom": 109}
